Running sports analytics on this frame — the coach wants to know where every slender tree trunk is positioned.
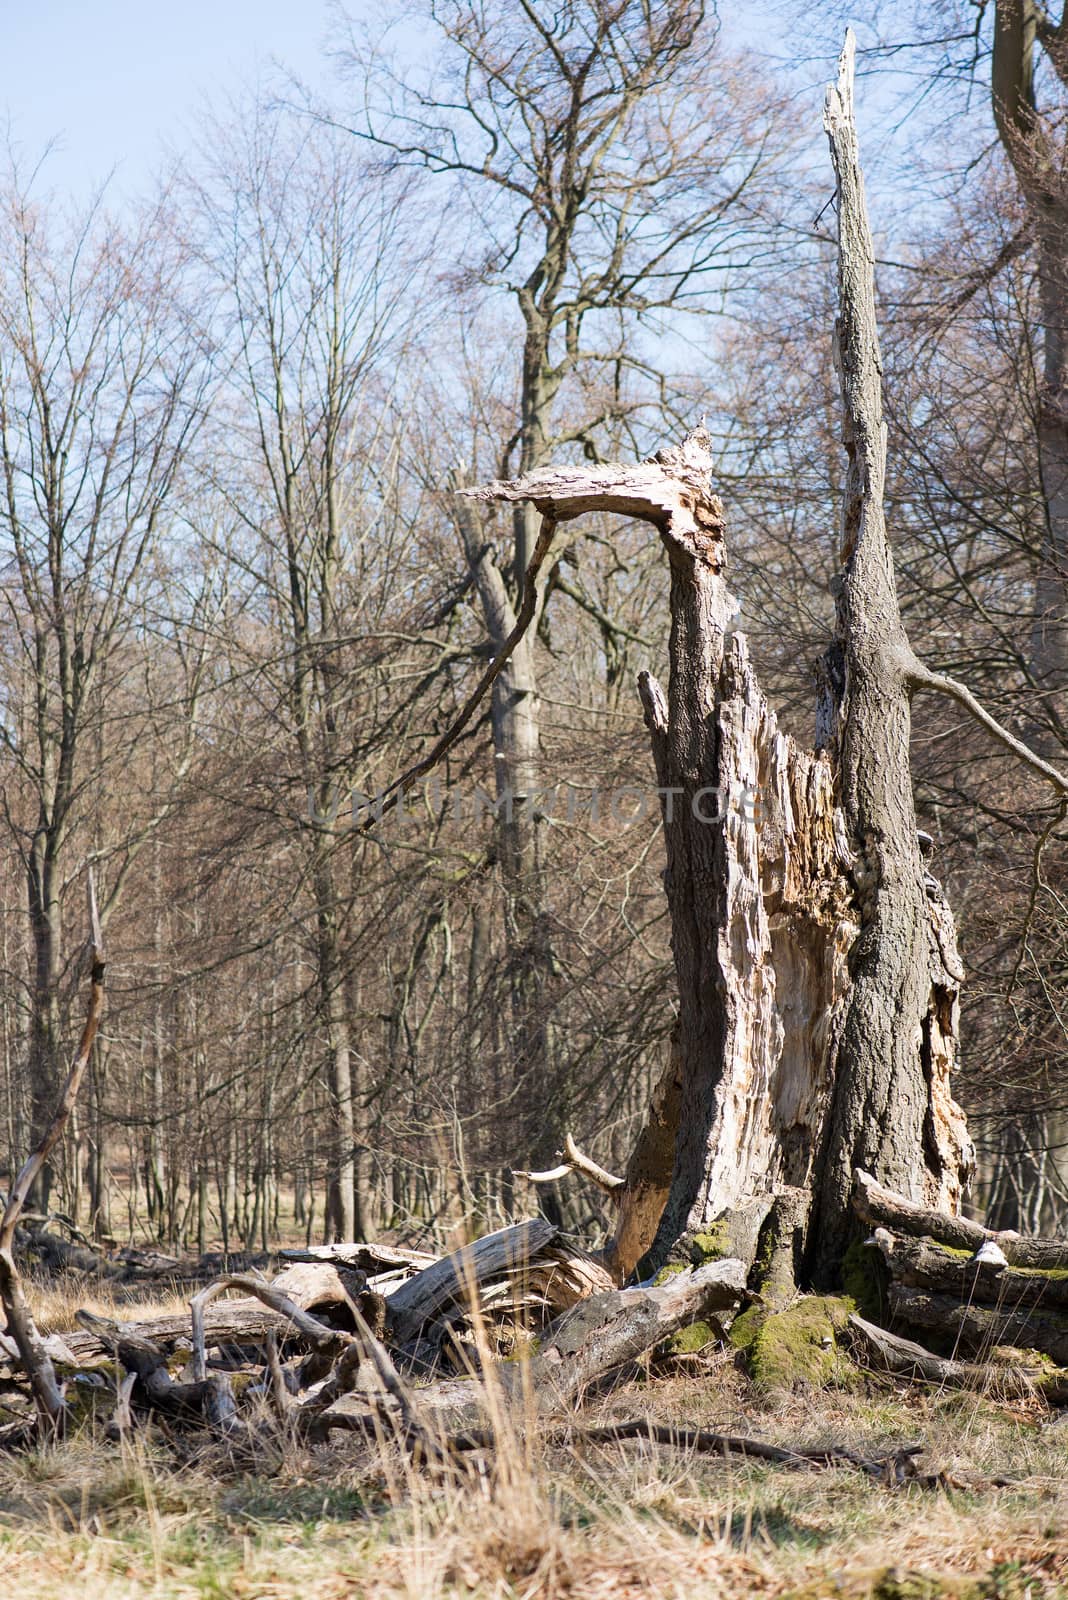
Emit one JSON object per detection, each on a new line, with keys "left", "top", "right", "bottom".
{"left": 1033, "top": 222, "right": 1068, "bottom": 712}
{"left": 991, "top": 2, "right": 1068, "bottom": 734}
{"left": 317, "top": 861, "right": 357, "bottom": 1243}
{"left": 26, "top": 835, "right": 61, "bottom": 1211}
{"left": 452, "top": 497, "right": 561, "bottom": 1202}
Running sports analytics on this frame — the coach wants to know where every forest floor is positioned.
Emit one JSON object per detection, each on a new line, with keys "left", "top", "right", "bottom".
{"left": 2, "top": 1275, "right": 1068, "bottom": 1599}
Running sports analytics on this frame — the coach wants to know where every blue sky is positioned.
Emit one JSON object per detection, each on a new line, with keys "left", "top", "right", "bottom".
{"left": 3, "top": 0, "right": 338, "bottom": 200}
{"left": 0, "top": 4, "right": 960, "bottom": 242}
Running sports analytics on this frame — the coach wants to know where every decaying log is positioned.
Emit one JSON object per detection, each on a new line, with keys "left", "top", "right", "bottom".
{"left": 76, "top": 1310, "right": 239, "bottom": 1429}
{"left": 516, "top": 1256, "right": 747, "bottom": 1413}
{"left": 190, "top": 1271, "right": 357, "bottom": 1380}
{"left": 0, "top": 872, "right": 105, "bottom": 1433}
{"left": 889, "top": 1284, "right": 1068, "bottom": 1369}
{"left": 65, "top": 1261, "right": 360, "bottom": 1365}
{"left": 854, "top": 1169, "right": 1068, "bottom": 1269}
{"left": 522, "top": 1243, "right": 616, "bottom": 1311}
{"left": 57, "top": 1225, "right": 586, "bottom": 1378}
{"left": 0, "top": 1329, "right": 79, "bottom": 1373}
{"left": 848, "top": 1171, "right": 1068, "bottom": 1386}
{"left": 317, "top": 1258, "right": 747, "bottom": 1436}
{"left": 278, "top": 1242, "right": 437, "bottom": 1274}
{"left": 847, "top": 1312, "right": 1068, "bottom": 1403}
{"left": 867, "top": 1226, "right": 1068, "bottom": 1309}
{"left": 384, "top": 1219, "right": 556, "bottom": 1343}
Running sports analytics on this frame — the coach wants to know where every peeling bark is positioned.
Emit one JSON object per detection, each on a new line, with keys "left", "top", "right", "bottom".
{"left": 472, "top": 379, "right": 972, "bottom": 1287}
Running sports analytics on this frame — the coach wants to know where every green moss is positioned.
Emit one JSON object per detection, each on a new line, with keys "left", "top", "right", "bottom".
{"left": 987, "top": 1343, "right": 1054, "bottom": 1369}
{"left": 742, "top": 1295, "right": 855, "bottom": 1394}
{"left": 871, "top": 1571, "right": 979, "bottom": 1600}
{"left": 651, "top": 1261, "right": 688, "bottom": 1286}
{"left": 663, "top": 1320, "right": 716, "bottom": 1355}
{"left": 842, "top": 1238, "right": 887, "bottom": 1319}
{"left": 62, "top": 1373, "right": 116, "bottom": 1427}
{"left": 689, "top": 1223, "right": 730, "bottom": 1264}
{"left": 784, "top": 1568, "right": 991, "bottom": 1600}
{"left": 646, "top": 1225, "right": 733, "bottom": 1284}
{"left": 728, "top": 1305, "right": 766, "bottom": 1353}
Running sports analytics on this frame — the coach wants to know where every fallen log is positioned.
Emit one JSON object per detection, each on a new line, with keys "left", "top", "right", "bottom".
{"left": 867, "top": 1228, "right": 1068, "bottom": 1310}
{"left": 848, "top": 1312, "right": 1068, "bottom": 1403}
{"left": 65, "top": 1261, "right": 359, "bottom": 1365}
{"left": 889, "top": 1283, "right": 1068, "bottom": 1369}
{"left": 853, "top": 1170, "right": 1068, "bottom": 1270}
{"left": 317, "top": 1257, "right": 747, "bottom": 1436}
{"left": 76, "top": 1310, "right": 239, "bottom": 1429}
{"left": 57, "top": 1226, "right": 583, "bottom": 1373}
{"left": 384, "top": 1219, "right": 556, "bottom": 1343}
{"left": 189, "top": 1271, "right": 356, "bottom": 1381}
{"left": 278, "top": 1242, "right": 437, "bottom": 1274}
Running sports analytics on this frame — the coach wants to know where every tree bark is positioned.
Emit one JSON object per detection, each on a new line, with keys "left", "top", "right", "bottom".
{"left": 808, "top": 36, "right": 975, "bottom": 1280}
{"left": 993, "top": 0, "right": 1068, "bottom": 722}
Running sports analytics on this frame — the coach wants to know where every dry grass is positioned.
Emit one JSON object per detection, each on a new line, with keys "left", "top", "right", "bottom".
{"left": 2, "top": 1348, "right": 1068, "bottom": 1598}
{"left": 24, "top": 1273, "right": 194, "bottom": 1335}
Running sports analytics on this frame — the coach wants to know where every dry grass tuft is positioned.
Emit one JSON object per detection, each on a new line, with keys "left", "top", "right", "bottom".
{"left": 23, "top": 1272, "right": 194, "bottom": 1334}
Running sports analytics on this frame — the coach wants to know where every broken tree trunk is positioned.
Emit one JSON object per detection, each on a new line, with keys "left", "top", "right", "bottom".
{"left": 806, "top": 35, "right": 975, "bottom": 1280}
{"left": 467, "top": 34, "right": 981, "bottom": 1290}
{"left": 469, "top": 470, "right": 968, "bottom": 1284}
{"left": 468, "top": 443, "right": 864, "bottom": 1284}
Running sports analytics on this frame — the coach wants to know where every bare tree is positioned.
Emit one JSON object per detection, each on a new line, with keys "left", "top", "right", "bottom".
{"left": 192, "top": 107, "right": 427, "bottom": 1240}
{"left": 0, "top": 172, "right": 208, "bottom": 1207}
{"left": 336, "top": 0, "right": 795, "bottom": 1181}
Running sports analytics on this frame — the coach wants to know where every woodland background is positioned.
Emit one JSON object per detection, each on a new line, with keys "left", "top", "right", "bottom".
{"left": 1, "top": 0, "right": 1063, "bottom": 1255}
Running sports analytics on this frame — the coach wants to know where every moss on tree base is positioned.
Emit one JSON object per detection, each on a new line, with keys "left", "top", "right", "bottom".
{"left": 730, "top": 1294, "right": 856, "bottom": 1393}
